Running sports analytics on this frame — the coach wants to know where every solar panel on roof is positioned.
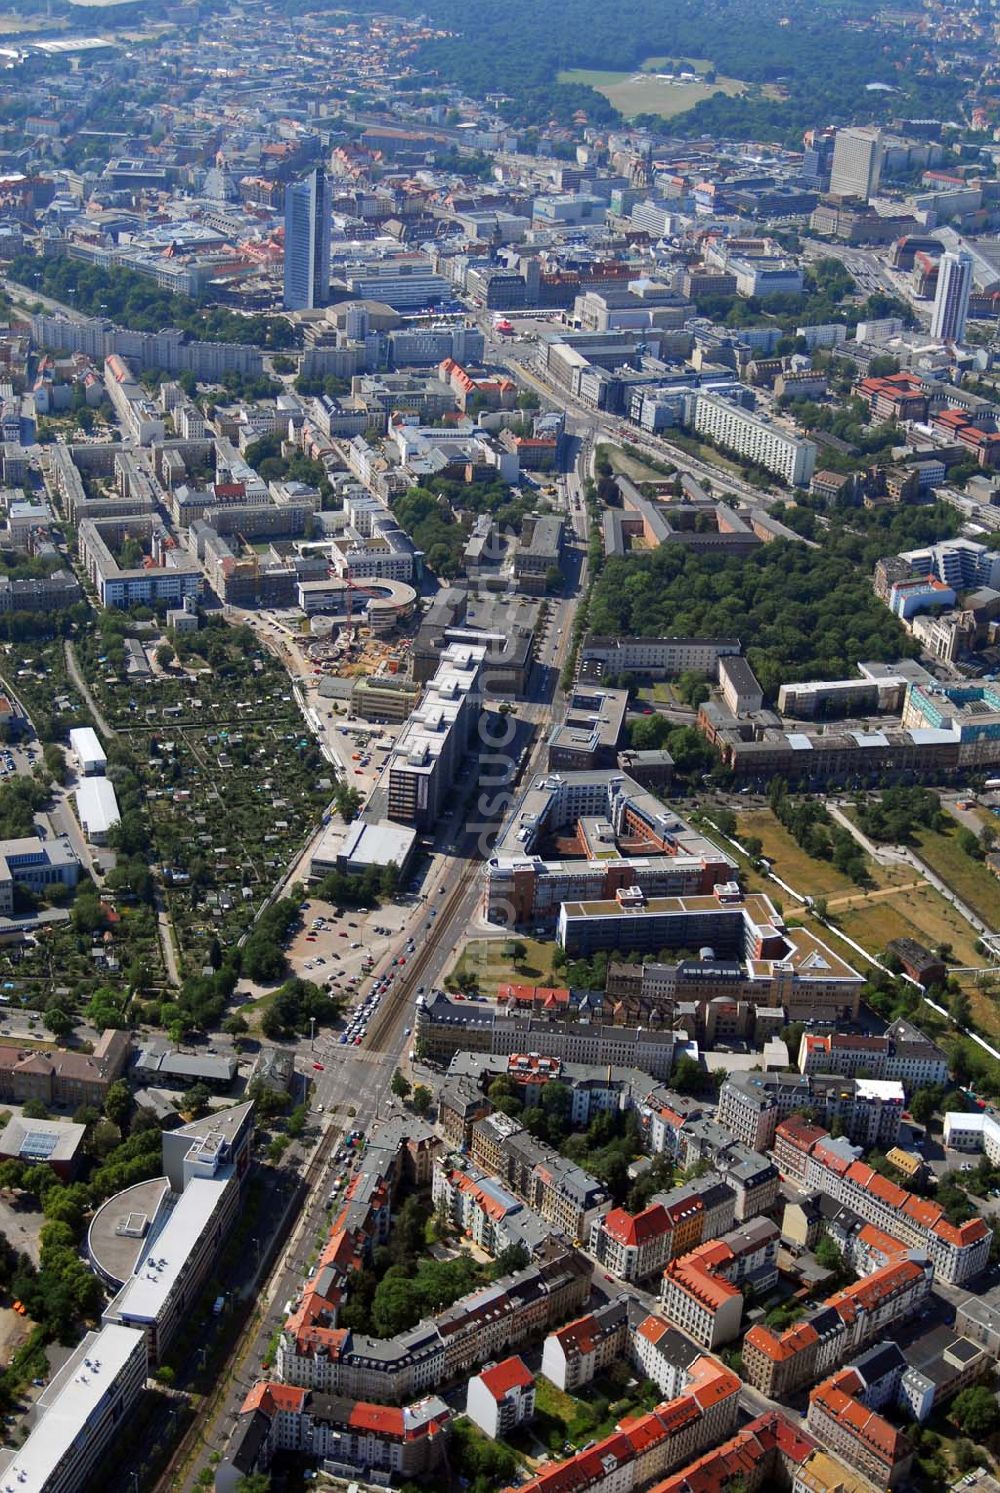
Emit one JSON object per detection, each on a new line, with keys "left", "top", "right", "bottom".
{"left": 19, "top": 1131, "right": 57, "bottom": 1160}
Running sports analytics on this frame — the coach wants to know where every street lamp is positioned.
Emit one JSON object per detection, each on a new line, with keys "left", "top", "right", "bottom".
{"left": 309, "top": 1015, "right": 316, "bottom": 1048}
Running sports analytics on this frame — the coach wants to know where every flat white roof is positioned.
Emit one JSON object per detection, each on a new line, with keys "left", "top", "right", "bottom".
{"left": 341, "top": 819, "right": 417, "bottom": 869}
{"left": 855, "top": 1079, "right": 905, "bottom": 1101}
{"left": 106, "top": 1176, "right": 231, "bottom": 1327}
{"left": 69, "top": 726, "right": 106, "bottom": 765}
{"left": 76, "top": 776, "right": 120, "bottom": 835}
{"left": 1, "top": 1323, "right": 146, "bottom": 1491}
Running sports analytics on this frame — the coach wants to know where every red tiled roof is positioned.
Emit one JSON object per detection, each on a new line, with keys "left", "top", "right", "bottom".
{"left": 601, "top": 1203, "right": 669, "bottom": 1247}
{"left": 241, "top": 1382, "right": 307, "bottom": 1416}
{"left": 348, "top": 1402, "right": 405, "bottom": 1438}
{"left": 478, "top": 1355, "right": 534, "bottom": 1400}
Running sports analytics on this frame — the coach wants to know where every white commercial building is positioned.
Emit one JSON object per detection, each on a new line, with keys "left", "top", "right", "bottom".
{"left": 75, "top": 777, "right": 120, "bottom": 844}
{"left": 830, "top": 128, "right": 883, "bottom": 200}
{"left": 69, "top": 726, "right": 107, "bottom": 776}
{"left": 689, "top": 393, "right": 816, "bottom": 486}
{"left": 0, "top": 1323, "right": 148, "bottom": 1493}
{"left": 943, "top": 1109, "right": 1000, "bottom": 1164}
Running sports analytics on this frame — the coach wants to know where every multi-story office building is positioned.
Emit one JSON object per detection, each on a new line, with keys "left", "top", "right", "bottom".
{"left": 0, "top": 1324, "right": 148, "bottom": 1493}
{"left": 386, "top": 643, "right": 484, "bottom": 828}
{"left": 485, "top": 768, "right": 736, "bottom": 928}
{"left": 283, "top": 167, "right": 332, "bottom": 311}
{"left": 556, "top": 887, "right": 863, "bottom": 1022}
{"left": 576, "top": 634, "right": 741, "bottom": 682}
{"left": 930, "top": 249, "right": 972, "bottom": 343}
{"left": 830, "top": 127, "right": 883, "bottom": 200}
{"left": 0, "top": 835, "right": 79, "bottom": 914}
{"left": 689, "top": 393, "right": 816, "bottom": 486}
{"left": 99, "top": 1103, "right": 253, "bottom": 1362}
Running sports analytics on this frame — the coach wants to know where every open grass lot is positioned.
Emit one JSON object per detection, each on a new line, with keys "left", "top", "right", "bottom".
{"left": 558, "top": 63, "right": 744, "bottom": 119}
{"left": 734, "top": 808, "right": 880, "bottom": 897}
{"left": 829, "top": 889, "right": 982, "bottom": 969}
{"left": 965, "top": 980, "right": 1000, "bottom": 1045}
{"left": 596, "top": 442, "right": 668, "bottom": 485}
{"left": 732, "top": 809, "right": 983, "bottom": 969}
{"left": 0, "top": 13, "right": 66, "bottom": 31}
{"left": 533, "top": 1373, "right": 663, "bottom": 1454}
{"left": 911, "top": 824, "right": 1000, "bottom": 929}
{"left": 447, "top": 936, "right": 560, "bottom": 994}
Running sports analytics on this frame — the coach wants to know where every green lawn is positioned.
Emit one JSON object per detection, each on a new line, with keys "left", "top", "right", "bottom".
{"left": 557, "top": 64, "right": 745, "bottom": 119}
{"left": 534, "top": 1374, "right": 662, "bottom": 1454}
{"left": 447, "top": 937, "right": 560, "bottom": 994}
{"left": 596, "top": 442, "right": 671, "bottom": 485}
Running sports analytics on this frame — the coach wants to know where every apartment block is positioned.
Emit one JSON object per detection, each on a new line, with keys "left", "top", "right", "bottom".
{"left": 466, "top": 1357, "right": 535, "bottom": 1440}
{"left": 470, "top": 1111, "right": 609, "bottom": 1241}
{"left": 660, "top": 1250, "right": 744, "bottom": 1350}
{"left": 103, "top": 353, "right": 165, "bottom": 444}
{"left": 773, "top": 1117, "right": 990, "bottom": 1286}
{"left": 513, "top": 1357, "right": 741, "bottom": 1493}
{"left": 659, "top": 1219, "right": 779, "bottom": 1349}
{"left": 387, "top": 643, "right": 483, "bottom": 829}
{"left": 719, "top": 1071, "right": 904, "bottom": 1153}
{"left": 278, "top": 1243, "right": 589, "bottom": 1401}
{"left": 220, "top": 1383, "right": 451, "bottom": 1488}
{"left": 643, "top": 1410, "right": 864, "bottom": 1493}
{"left": 414, "top": 988, "right": 678, "bottom": 1078}
{"left": 742, "top": 1253, "right": 933, "bottom": 1399}
{"left": 797, "top": 1020, "right": 949, "bottom": 1091}
{"left": 589, "top": 1175, "right": 736, "bottom": 1283}
{"left": 689, "top": 392, "right": 816, "bottom": 486}
{"left": 78, "top": 513, "right": 201, "bottom": 609}
{"left": 431, "top": 1153, "right": 555, "bottom": 1259}
{"left": 540, "top": 1298, "right": 629, "bottom": 1392}
{"left": 807, "top": 1370, "right": 913, "bottom": 1489}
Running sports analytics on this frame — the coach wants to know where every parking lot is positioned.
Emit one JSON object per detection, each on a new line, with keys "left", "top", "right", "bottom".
{"left": 284, "top": 886, "right": 445, "bottom": 1026}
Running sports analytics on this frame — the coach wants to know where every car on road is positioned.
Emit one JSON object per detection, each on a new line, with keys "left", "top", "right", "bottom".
{"left": 313, "top": 1062, "right": 325, "bottom": 1071}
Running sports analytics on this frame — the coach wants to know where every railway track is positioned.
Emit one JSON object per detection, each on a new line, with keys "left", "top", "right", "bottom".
{"left": 363, "top": 852, "right": 481, "bottom": 1053}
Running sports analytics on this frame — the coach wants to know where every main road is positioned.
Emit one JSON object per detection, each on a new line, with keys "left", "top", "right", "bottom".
{"left": 176, "top": 390, "right": 590, "bottom": 1492}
